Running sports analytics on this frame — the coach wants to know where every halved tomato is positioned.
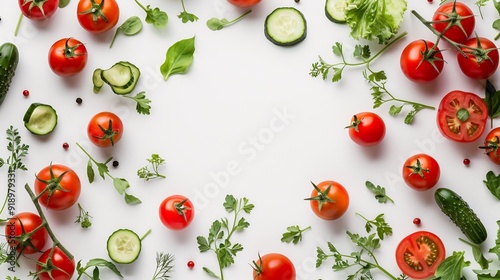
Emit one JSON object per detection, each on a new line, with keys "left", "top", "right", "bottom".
{"left": 437, "top": 90, "right": 488, "bottom": 142}
{"left": 395, "top": 231, "right": 445, "bottom": 279}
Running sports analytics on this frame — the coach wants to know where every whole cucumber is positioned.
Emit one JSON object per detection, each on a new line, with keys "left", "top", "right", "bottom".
{"left": 0, "top": 43, "right": 19, "bottom": 105}
{"left": 434, "top": 187, "right": 487, "bottom": 244}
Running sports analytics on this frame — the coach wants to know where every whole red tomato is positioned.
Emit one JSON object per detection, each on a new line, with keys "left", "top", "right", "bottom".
{"left": 402, "top": 154, "right": 440, "bottom": 191}
{"left": 34, "top": 163, "right": 81, "bottom": 210}
{"left": 87, "top": 111, "right": 124, "bottom": 147}
{"left": 306, "top": 181, "right": 349, "bottom": 220}
{"left": 437, "top": 90, "right": 488, "bottom": 142}
{"left": 48, "top": 38, "right": 88, "bottom": 77}
{"left": 347, "top": 112, "right": 386, "bottom": 146}
{"left": 19, "top": 0, "right": 59, "bottom": 21}
{"left": 159, "top": 195, "right": 195, "bottom": 230}
{"left": 457, "top": 36, "right": 499, "bottom": 80}
{"left": 36, "top": 247, "right": 75, "bottom": 280}
{"left": 77, "top": 0, "right": 120, "bottom": 33}
{"left": 253, "top": 253, "right": 296, "bottom": 280}
{"left": 227, "top": 0, "right": 261, "bottom": 8}
{"left": 480, "top": 127, "right": 500, "bottom": 165}
{"left": 400, "top": 40, "right": 444, "bottom": 83}
{"left": 5, "top": 212, "right": 48, "bottom": 255}
{"left": 395, "top": 231, "right": 445, "bottom": 279}
{"left": 432, "top": 1, "right": 475, "bottom": 44}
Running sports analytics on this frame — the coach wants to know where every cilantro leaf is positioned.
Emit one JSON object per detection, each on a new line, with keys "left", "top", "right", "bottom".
{"left": 365, "top": 181, "right": 394, "bottom": 203}
{"left": 281, "top": 225, "right": 311, "bottom": 244}
{"left": 484, "top": 171, "right": 500, "bottom": 200}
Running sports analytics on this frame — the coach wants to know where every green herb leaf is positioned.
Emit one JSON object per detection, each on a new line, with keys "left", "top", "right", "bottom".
{"left": 110, "top": 16, "right": 143, "bottom": 48}
{"left": 178, "top": 0, "right": 198, "bottom": 23}
{"left": 124, "top": 193, "right": 142, "bottom": 205}
{"left": 365, "top": 181, "right": 394, "bottom": 203}
{"left": 434, "top": 251, "right": 470, "bottom": 280}
{"left": 483, "top": 80, "right": 500, "bottom": 127}
{"left": 123, "top": 91, "right": 151, "bottom": 115}
{"left": 137, "top": 153, "right": 166, "bottom": 181}
{"left": 76, "top": 258, "right": 123, "bottom": 279}
{"left": 484, "top": 171, "right": 500, "bottom": 200}
{"left": 151, "top": 252, "right": 175, "bottom": 280}
{"left": 75, "top": 203, "right": 93, "bottom": 229}
{"left": 134, "top": 0, "right": 168, "bottom": 29}
{"left": 281, "top": 225, "right": 311, "bottom": 244}
{"left": 160, "top": 37, "right": 195, "bottom": 81}
{"left": 206, "top": 10, "right": 251, "bottom": 31}
{"left": 59, "top": 0, "right": 70, "bottom": 8}
{"left": 353, "top": 45, "right": 371, "bottom": 59}
{"left": 489, "top": 221, "right": 500, "bottom": 260}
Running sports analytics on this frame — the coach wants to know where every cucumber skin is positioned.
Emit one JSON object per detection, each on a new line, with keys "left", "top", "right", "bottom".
{"left": 0, "top": 43, "right": 19, "bottom": 105}
{"left": 435, "top": 188, "right": 487, "bottom": 244}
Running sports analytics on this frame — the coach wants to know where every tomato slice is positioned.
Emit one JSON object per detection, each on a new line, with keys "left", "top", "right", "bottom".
{"left": 437, "top": 90, "right": 488, "bottom": 142}
{"left": 395, "top": 231, "right": 445, "bottom": 279}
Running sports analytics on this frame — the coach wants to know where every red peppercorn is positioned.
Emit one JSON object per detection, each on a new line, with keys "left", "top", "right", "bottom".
{"left": 413, "top": 218, "right": 421, "bottom": 225}
{"left": 187, "top": 261, "right": 195, "bottom": 269}
{"left": 22, "top": 90, "right": 29, "bottom": 97}
{"left": 463, "top": 158, "right": 470, "bottom": 166}
{"left": 427, "top": 0, "right": 433, "bottom": 3}
{"left": 62, "top": 142, "right": 69, "bottom": 150}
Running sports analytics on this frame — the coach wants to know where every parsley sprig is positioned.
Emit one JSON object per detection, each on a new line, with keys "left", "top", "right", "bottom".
{"left": 123, "top": 91, "right": 152, "bottom": 115}
{"left": 133, "top": 0, "right": 168, "bottom": 29}
{"left": 137, "top": 154, "right": 166, "bottom": 181}
{"left": 0, "top": 126, "right": 29, "bottom": 172}
{"left": 281, "top": 225, "right": 311, "bottom": 244}
{"left": 365, "top": 181, "right": 394, "bottom": 204}
{"left": 178, "top": 0, "right": 198, "bottom": 23}
{"left": 197, "top": 195, "right": 254, "bottom": 280}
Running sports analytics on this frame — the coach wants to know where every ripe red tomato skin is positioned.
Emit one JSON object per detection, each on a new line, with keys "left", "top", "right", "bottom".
{"left": 457, "top": 37, "right": 499, "bottom": 80}
{"left": 402, "top": 154, "right": 440, "bottom": 191}
{"left": 77, "top": 0, "right": 120, "bottom": 33}
{"left": 87, "top": 112, "right": 124, "bottom": 147}
{"left": 395, "top": 231, "right": 445, "bottom": 279}
{"left": 347, "top": 112, "right": 386, "bottom": 147}
{"left": 36, "top": 247, "right": 75, "bottom": 280}
{"left": 19, "top": 0, "right": 59, "bottom": 21}
{"left": 48, "top": 38, "right": 88, "bottom": 77}
{"left": 227, "top": 0, "right": 261, "bottom": 8}
{"left": 400, "top": 40, "right": 444, "bottom": 83}
{"left": 34, "top": 164, "right": 81, "bottom": 211}
{"left": 253, "top": 253, "right": 296, "bottom": 280}
{"left": 432, "top": 2, "right": 475, "bottom": 44}
{"left": 437, "top": 90, "right": 488, "bottom": 142}
{"left": 308, "top": 181, "right": 349, "bottom": 220}
{"left": 159, "top": 195, "right": 195, "bottom": 230}
{"left": 5, "top": 212, "right": 48, "bottom": 254}
{"left": 481, "top": 127, "right": 500, "bottom": 165}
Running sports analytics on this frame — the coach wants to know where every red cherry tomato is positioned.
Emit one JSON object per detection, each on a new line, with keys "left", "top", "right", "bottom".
{"left": 432, "top": 1, "right": 475, "bottom": 44}
{"left": 34, "top": 163, "right": 81, "bottom": 210}
{"left": 402, "top": 153, "right": 440, "bottom": 191}
{"left": 19, "top": 0, "right": 59, "bottom": 21}
{"left": 347, "top": 112, "right": 386, "bottom": 146}
{"left": 400, "top": 40, "right": 444, "bottom": 83}
{"left": 159, "top": 195, "right": 195, "bottom": 230}
{"left": 227, "top": 0, "right": 261, "bottom": 8}
{"left": 253, "top": 253, "right": 296, "bottom": 280}
{"left": 77, "top": 0, "right": 120, "bottom": 33}
{"left": 306, "top": 181, "right": 349, "bottom": 220}
{"left": 457, "top": 36, "right": 499, "bottom": 80}
{"left": 87, "top": 112, "right": 124, "bottom": 147}
{"left": 437, "top": 90, "right": 488, "bottom": 142}
{"left": 48, "top": 38, "right": 88, "bottom": 77}
{"left": 395, "top": 231, "right": 445, "bottom": 279}
{"left": 36, "top": 247, "right": 75, "bottom": 280}
{"left": 480, "top": 127, "right": 500, "bottom": 165}
{"left": 5, "top": 212, "right": 48, "bottom": 254}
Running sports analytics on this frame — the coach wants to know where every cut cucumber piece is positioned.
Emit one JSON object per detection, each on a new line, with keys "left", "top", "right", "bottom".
{"left": 325, "top": 0, "right": 346, "bottom": 23}
{"left": 92, "top": 68, "right": 104, "bottom": 93}
{"left": 107, "top": 229, "right": 142, "bottom": 264}
{"left": 265, "top": 7, "right": 307, "bottom": 46}
{"left": 111, "top": 61, "right": 141, "bottom": 95}
{"left": 101, "top": 63, "right": 134, "bottom": 89}
{"left": 23, "top": 103, "right": 58, "bottom": 136}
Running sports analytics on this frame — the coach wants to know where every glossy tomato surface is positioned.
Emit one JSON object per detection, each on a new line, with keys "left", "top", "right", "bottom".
{"left": 253, "top": 253, "right": 296, "bottom": 280}
{"left": 36, "top": 247, "right": 75, "bottom": 280}
{"left": 457, "top": 37, "right": 499, "bottom": 80}
{"left": 48, "top": 37, "right": 88, "bottom": 77}
{"left": 87, "top": 111, "right": 124, "bottom": 147}
{"left": 437, "top": 90, "right": 488, "bottom": 142}
{"left": 306, "top": 181, "right": 349, "bottom": 220}
{"left": 432, "top": 1, "right": 475, "bottom": 44}
{"left": 159, "top": 195, "right": 195, "bottom": 230}
{"left": 227, "top": 0, "right": 261, "bottom": 8}
{"left": 34, "top": 164, "right": 81, "bottom": 210}
{"left": 481, "top": 127, "right": 500, "bottom": 165}
{"left": 77, "top": 0, "right": 119, "bottom": 33}
{"left": 5, "top": 212, "right": 48, "bottom": 254}
{"left": 347, "top": 112, "right": 386, "bottom": 146}
{"left": 400, "top": 40, "right": 444, "bottom": 83}
{"left": 395, "top": 231, "right": 445, "bottom": 279}
{"left": 19, "top": 0, "right": 59, "bottom": 21}
{"left": 402, "top": 154, "right": 440, "bottom": 191}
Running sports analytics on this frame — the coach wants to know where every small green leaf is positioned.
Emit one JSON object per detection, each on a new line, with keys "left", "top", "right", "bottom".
{"left": 145, "top": 6, "right": 168, "bottom": 29}
{"left": 160, "top": 36, "right": 196, "bottom": 81}
{"left": 223, "top": 195, "right": 237, "bottom": 212}
{"left": 434, "top": 251, "right": 470, "bottom": 280}
{"left": 113, "top": 177, "right": 130, "bottom": 194}
{"left": 202, "top": 267, "right": 219, "bottom": 278}
{"left": 332, "top": 42, "right": 343, "bottom": 56}
{"left": 87, "top": 159, "right": 95, "bottom": 183}
{"left": 389, "top": 105, "right": 403, "bottom": 116}
{"left": 484, "top": 171, "right": 500, "bottom": 200}
{"left": 110, "top": 16, "right": 143, "bottom": 48}
{"left": 59, "top": 0, "right": 70, "bottom": 8}
{"left": 178, "top": 11, "right": 199, "bottom": 23}
{"left": 124, "top": 193, "right": 142, "bottom": 205}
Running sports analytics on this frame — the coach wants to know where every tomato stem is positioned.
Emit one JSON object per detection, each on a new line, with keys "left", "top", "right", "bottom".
{"left": 13, "top": 13, "right": 23, "bottom": 37}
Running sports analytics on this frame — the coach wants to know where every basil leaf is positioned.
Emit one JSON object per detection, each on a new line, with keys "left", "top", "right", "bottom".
{"left": 160, "top": 36, "right": 195, "bottom": 81}
{"left": 110, "top": 16, "right": 143, "bottom": 48}
{"left": 484, "top": 80, "right": 500, "bottom": 127}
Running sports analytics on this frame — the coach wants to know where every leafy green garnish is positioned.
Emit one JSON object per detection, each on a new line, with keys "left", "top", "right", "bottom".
{"left": 137, "top": 154, "right": 166, "bottom": 181}
{"left": 356, "top": 213, "right": 392, "bottom": 240}
{"left": 484, "top": 171, "right": 500, "bottom": 200}
{"left": 281, "top": 225, "right": 311, "bottom": 244}
{"left": 433, "top": 251, "right": 470, "bottom": 280}
{"left": 160, "top": 37, "right": 195, "bottom": 81}
{"left": 206, "top": 10, "right": 251, "bottom": 31}
{"left": 0, "top": 126, "right": 29, "bottom": 172}
{"left": 178, "top": 0, "right": 198, "bottom": 23}
{"left": 134, "top": 0, "right": 168, "bottom": 29}
{"left": 59, "top": 0, "right": 71, "bottom": 8}
{"left": 109, "top": 16, "right": 143, "bottom": 48}
{"left": 122, "top": 91, "right": 152, "bottom": 115}
{"left": 151, "top": 252, "right": 175, "bottom": 280}
{"left": 483, "top": 80, "right": 500, "bottom": 128}
{"left": 365, "top": 181, "right": 394, "bottom": 203}
{"left": 76, "top": 258, "right": 123, "bottom": 280}
{"left": 489, "top": 221, "right": 500, "bottom": 260}
{"left": 197, "top": 195, "right": 254, "bottom": 279}
{"left": 75, "top": 203, "right": 92, "bottom": 229}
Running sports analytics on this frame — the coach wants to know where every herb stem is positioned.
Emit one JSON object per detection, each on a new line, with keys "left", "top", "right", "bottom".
{"left": 76, "top": 142, "right": 115, "bottom": 180}
{"left": 14, "top": 13, "right": 22, "bottom": 37}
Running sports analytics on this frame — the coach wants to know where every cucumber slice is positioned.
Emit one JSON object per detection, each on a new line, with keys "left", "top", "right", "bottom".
{"left": 265, "top": 7, "right": 307, "bottom": 46}
{"left": 325, "top": 0, "right": 346, "bottom": 23}
{"left": 23, "top": 103, "right": 58, "bottom": 136}
{"left": 111, "top": 61, "right": 141, "bottom": 95}
{"left": 101, "top": 63, "right": 134, "bottom": 89}
{"left": 92, "top": 68, "right": 104, "bottom": 93}
{"left": 107, "top": 229, "right": 142, "bottom": 264}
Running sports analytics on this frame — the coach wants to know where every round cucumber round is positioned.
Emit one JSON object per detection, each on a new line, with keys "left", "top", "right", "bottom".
{"left": 23, "top": 103, "right": 58, "bottom": 136}
{"left": 325, "top": 0, "right": 346, "bottom": 23}
{"left": 107, "top": 229, "right": 142, "bottom": 264}
{"left": 265, "top": 7, "right": 307, "bottom": 46}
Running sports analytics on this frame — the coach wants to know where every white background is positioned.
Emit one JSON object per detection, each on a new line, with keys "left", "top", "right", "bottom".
{"left": 1, "top": 0, "right": 500, "bottom": 279}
